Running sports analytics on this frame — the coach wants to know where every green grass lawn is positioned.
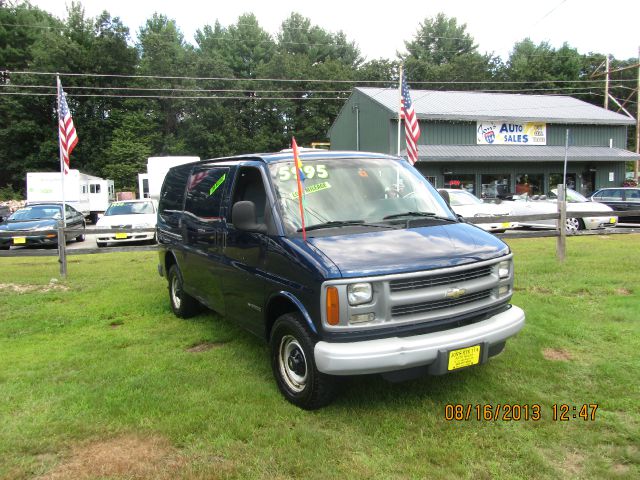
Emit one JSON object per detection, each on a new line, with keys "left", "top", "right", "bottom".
{"left": 0, "top": 235, "right": 639, "bottom": 479}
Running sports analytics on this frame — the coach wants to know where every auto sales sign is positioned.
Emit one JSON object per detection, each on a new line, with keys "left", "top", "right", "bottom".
{"left": 477, "top": 122, "right": 546, "bottom": 145}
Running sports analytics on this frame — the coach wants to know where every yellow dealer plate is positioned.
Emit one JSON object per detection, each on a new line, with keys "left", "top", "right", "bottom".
{"left": 448, "top": 345, "right": 481, "bottom": 371}
{"left": 500, "top": 222, "right": 510, "bottom": 228}
{"left": 13, "top": 237, "right": 26, "bottom": 245}
{"left": 609, "top": 217, "right": 616, "bottom": 224}
{"left": 115, "top": 233, "right": 128, "bottom": 239}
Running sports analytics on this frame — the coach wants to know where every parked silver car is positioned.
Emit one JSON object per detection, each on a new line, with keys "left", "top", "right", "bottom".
{"left": 506, "top": 189, "right": 617, "bottom": 233}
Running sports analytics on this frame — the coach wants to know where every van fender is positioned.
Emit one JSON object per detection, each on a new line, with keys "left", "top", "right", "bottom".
{"left": 270, "top": 291, "right": 318, "bottom": 335}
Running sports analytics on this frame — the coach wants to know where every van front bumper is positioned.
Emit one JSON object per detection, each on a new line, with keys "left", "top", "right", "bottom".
{"left": 314, "top": 305, "right": 525, "bottom": 376}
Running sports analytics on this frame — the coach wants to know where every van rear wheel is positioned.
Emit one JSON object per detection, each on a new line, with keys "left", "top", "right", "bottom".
{"left": 270, "top": 313, "right": 337, "bottom": 410}
{"left": 167, "top": 264, "right": 200, "bottom": 318}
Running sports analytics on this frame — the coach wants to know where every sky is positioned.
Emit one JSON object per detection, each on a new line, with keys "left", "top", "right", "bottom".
{"left": 30, "top": 0, "right": 640, "bottom": 62}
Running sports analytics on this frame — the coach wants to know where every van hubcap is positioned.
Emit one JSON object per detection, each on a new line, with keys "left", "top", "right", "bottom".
{"left": 171, "top": 276, "right": 181, "bottom": 309}
{"left": 279, "top": 335, "right": 308, "bottom": 393}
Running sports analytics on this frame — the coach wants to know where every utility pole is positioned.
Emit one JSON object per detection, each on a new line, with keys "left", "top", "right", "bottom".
{"left": 636, "top": 46, "right": 639, "bottom": 181}
{"left": 604, "top": 55, "right": 610, "bottom": 110}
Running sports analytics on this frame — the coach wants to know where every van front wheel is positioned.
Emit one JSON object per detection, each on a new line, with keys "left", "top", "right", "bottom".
{"left": 167, "top": 264, "right": 200, "bottom": 318}
{"left": 270, "top": 313, "right": 336, "bottom": 410}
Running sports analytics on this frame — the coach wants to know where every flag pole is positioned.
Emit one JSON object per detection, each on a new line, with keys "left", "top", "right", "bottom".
{"left": 397, "top": 65, "right": 403, "bottom": 156}
{"left": 396, "top": 66, "right": 403, "bottom": 192}
{"left": 292, "top": 137, "right": 307, "bottom": 241}
{"left": 56, "top": 75, "right": 66, "bottom": 228}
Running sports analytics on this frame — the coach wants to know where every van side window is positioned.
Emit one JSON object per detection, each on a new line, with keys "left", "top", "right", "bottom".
{"left": 184, "top": 167, "right": 228, "bottom": 219}
{"left": 230, "top": 167, "right": 267, "bottom": 225}
{"left": 159, "top": 166, "right": 189, "bottom": 216}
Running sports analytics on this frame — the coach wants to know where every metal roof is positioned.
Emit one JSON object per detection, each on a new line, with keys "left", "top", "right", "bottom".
{"left": 402, "top": 145, "right": 640, "bottom": 162}
{"left": 356, "top": 87, "right": 636, "bottom": 125}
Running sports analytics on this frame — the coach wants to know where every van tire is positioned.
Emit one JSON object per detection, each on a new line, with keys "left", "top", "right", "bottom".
{"left": 270, "top": 313, "right": 337, "bottom": 410}
{"left": 167, "top": 264, "right": 200, "bottom": 318}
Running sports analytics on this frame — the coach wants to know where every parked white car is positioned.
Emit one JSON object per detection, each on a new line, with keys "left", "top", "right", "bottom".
{"left": 442, "top": 189, "right": 517, "bottom": 233}
{"left": 95, "top": 199, "right": 157, "bottom": 247}
{"left": 507, "top": 189, "right": 617, "bottom": 233}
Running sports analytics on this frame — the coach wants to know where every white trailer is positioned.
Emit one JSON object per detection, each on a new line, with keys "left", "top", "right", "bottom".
{"left": 26, "top": 170, "right": 115, "bottom": 222}
{"left": 138, "top": 156, "right": 199, "bottom": 201}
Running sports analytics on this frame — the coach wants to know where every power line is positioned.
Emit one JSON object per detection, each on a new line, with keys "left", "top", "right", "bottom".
{"left": 0, "top": 84, "right": 352, "bottom": 94}
{"left": 4, "top": 70, "right": 636, "bottom": 85}
{"left": 1, "top": 83, "right": 616, "bottom": 96}
{"left": 2, "top": 90, "right": 629, "bottom": 108}
{"left": 0, "top": 92, "right": 346, "bottom": 100}
{"left": 531, "top": 0, "right": 567, "bottom": 27}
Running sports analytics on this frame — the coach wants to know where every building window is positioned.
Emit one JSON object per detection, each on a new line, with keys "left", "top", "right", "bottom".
{"left": 481, "top": 174, "right": 510, "bottom": 199}
{"left": 549, "top": 173, "right": 576, "bottom": 192}
{"left": 444, "top": 174, "right": 475, "bottom": 195}
{"left": 515, "top": 173, "right": 543, "bottom": 196}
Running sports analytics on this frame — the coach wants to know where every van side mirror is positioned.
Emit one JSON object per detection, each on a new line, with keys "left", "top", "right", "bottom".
{"left": 232, "top": 201, "right": 267, "bottom": 234}
{"left": 437, "top": 189, "right": 451, "bottom": 207}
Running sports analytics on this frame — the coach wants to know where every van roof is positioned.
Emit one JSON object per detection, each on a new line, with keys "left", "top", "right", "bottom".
{"left": 197, "top": 150, "right": 401, "bottom": 165}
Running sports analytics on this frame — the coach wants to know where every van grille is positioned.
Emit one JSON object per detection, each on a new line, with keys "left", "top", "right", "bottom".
{"left": 389, "top": 265, "right": 493, "bottom": 292}
{"left": 391, "top": 289, "right": 493, "bottom": 317}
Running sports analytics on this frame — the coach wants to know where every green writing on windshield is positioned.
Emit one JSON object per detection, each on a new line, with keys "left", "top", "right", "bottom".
{"left": 209, "top": 173, "right": 226, "bottom": 196}
{"left": 290, "top": 181, "right": 331, "bottom": 199}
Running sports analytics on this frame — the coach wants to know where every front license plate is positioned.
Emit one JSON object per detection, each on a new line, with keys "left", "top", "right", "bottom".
{"left": 448, "top": 345, "right": 481, "bottom": 371}
{"left": 500, "top": 222, "right": 510, "bottom": 228}
{"left": 115, "top": 233, "right": 128, "bottom": 239}
{"left": 609, "top": 217, "right": 616, "bottom": 224}
{"left": 13, "top": 237, "right": 26, "bottom": 245}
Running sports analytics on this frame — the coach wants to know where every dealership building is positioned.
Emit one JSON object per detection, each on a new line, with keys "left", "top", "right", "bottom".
{"left": 329, "top": 88, "right": 639, "bottom": 197}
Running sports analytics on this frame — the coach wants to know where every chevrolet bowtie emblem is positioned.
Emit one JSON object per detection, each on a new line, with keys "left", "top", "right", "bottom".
{"left": 445, "top": 287, "right": 467, "bottom": 299}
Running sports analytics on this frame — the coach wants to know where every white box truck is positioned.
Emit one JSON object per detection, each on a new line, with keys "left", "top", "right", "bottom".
{"left": 26, "top": 170, "right": 115, "bottom": 223}
{"left": 138, "top": 156, "right": 199, "bottom": 201}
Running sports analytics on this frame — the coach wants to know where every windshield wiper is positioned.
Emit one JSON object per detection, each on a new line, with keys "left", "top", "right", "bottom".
{"left": 298, "top": 220, "right": 393, "bottom": 232}
{"left": 383, "top": 211, "right": 437, "bottom": 220}
{"left": 382, "top": 211, "right": 458, "bottom": 223}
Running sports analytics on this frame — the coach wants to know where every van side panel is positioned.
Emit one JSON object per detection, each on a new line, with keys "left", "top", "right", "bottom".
{"left": 157, "top": 165, "right": 192, "bottom": 288}
{"left": 181, "top": 165, "right": 230, "bottom": 314}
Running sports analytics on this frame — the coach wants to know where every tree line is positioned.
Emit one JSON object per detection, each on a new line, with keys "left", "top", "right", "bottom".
{"left": 0, "top": 1, "right": 637, "bottom": 196}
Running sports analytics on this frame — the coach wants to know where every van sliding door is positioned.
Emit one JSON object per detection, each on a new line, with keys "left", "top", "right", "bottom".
{"left": 182, "top": 166, "right": 230, "bottom": 314}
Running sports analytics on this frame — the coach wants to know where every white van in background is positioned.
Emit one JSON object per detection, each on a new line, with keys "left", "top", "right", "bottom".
{"left": 138, "top": 156, "right": 200, "bottom": 202}
{"left": 26, "top": 170, "right": 115, "bottom": 223}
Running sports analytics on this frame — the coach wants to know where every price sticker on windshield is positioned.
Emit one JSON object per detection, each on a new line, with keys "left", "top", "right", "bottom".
{"left": 278, "top": 164, "right": 328, "bottom": 181}
{"left": 289, "top": 181, "right": 332, "bottom": 199}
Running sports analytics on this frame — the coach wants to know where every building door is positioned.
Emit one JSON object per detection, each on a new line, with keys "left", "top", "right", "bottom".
{"left": 581, "top": 170, "right": 595, "bottom": 195}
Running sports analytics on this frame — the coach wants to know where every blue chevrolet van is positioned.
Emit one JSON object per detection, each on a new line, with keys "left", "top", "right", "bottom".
{"left": 157, "top": 150, "right": 525, "bottom": 409}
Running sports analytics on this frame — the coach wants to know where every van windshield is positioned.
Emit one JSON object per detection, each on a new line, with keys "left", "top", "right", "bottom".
{"left": 268, "top": 157, "right": 454, "bottom": 232}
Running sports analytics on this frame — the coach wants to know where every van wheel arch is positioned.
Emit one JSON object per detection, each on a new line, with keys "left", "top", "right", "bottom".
{"left": 265, "top": 294, "right": 317, "bottom": 341}
{"left": 164, "top": 251, "right": 178, "bottom": 277}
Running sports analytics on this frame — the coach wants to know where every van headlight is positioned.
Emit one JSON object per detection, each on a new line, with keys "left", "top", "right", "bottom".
{"left": 347, "top": 283, "right": 373, "bottom": 305}
{"left": 498, "top": 260, "right": 511, "bottom": 279}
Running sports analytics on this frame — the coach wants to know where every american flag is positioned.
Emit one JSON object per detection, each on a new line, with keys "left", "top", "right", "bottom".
{"left": 401, "top": 74, "right": 420, "bottom": 165}
{"left": 58, "top": 81, "right": 78, "bottom": 175}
